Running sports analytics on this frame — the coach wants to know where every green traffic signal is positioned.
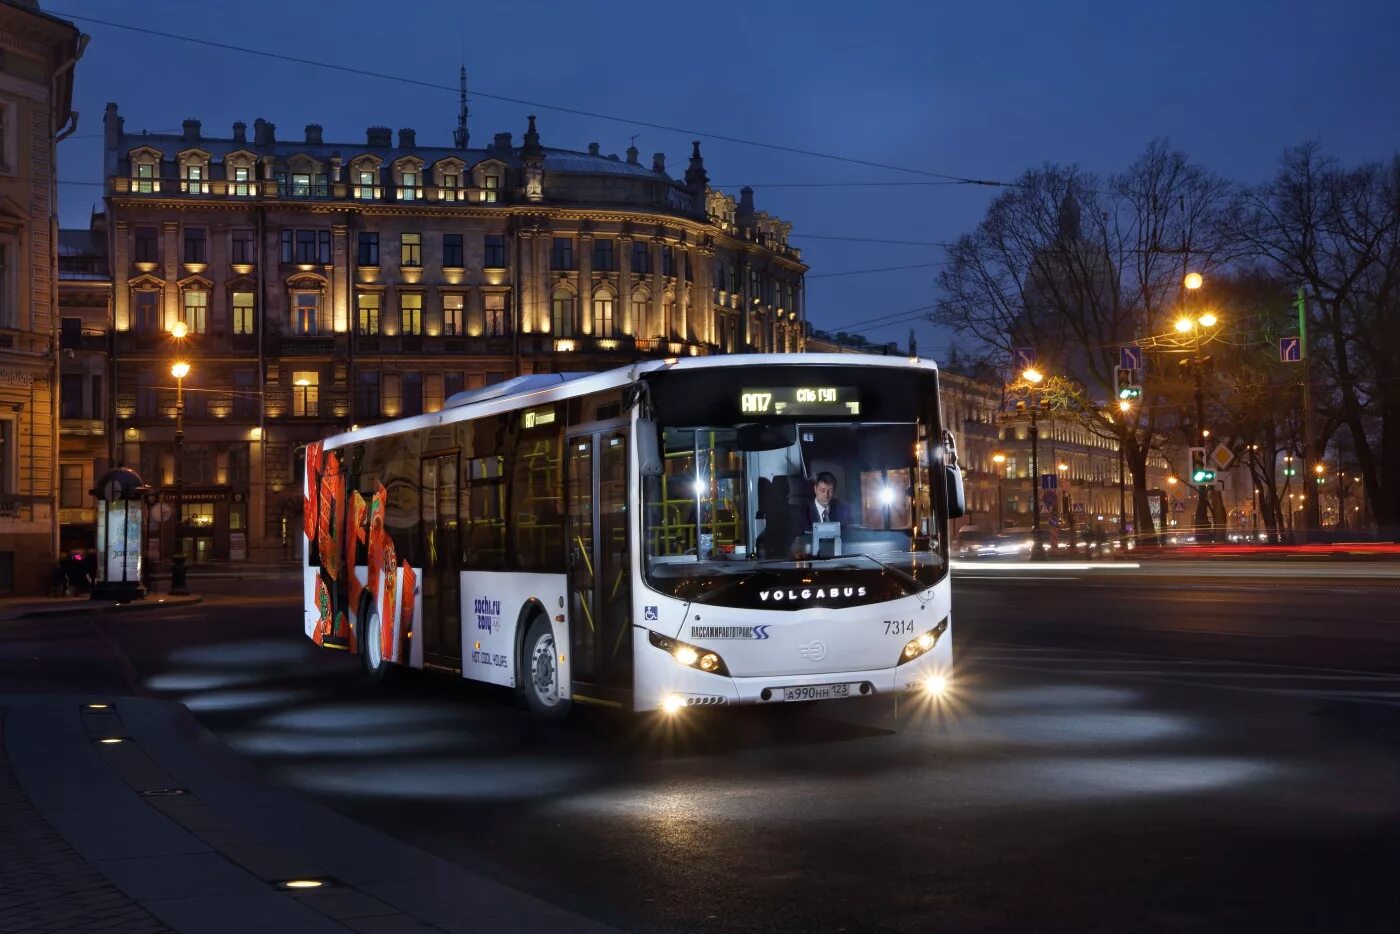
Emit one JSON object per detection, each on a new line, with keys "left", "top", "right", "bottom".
{"left": 1191, "top": 468, "right": 1216, "bottom": 483}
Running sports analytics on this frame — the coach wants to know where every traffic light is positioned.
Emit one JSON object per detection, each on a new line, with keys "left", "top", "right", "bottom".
{"left": 1115, "top": 367, "right": 1141, "bottom": 400}
{"left": 1189, "top": 447, "right": 1216, "bottom": 484}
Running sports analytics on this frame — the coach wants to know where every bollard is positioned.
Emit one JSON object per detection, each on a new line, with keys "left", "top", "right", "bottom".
{"left": 170, "top": 555, "right": 189, "bottom": 596}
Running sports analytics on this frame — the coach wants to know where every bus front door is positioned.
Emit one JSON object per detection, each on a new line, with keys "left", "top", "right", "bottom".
{"left": 420, "top": 452, "right": 462, "bottom": 668}
{"left": 566, "top": 429, "right": 632, "bottom": 693}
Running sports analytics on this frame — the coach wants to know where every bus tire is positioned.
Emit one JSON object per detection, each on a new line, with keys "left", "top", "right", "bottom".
{"left": 360, "top": 602, "right": 396, "bottom": 684}
{"left": 521, "top": 615, "right": 571, "bottom": 722}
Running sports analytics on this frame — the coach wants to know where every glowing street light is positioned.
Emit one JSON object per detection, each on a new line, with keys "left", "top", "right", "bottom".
{"left": 1184, "top": 271, "right": 1204, "bottom": 291}
{"left": 169, "top": 359, "right": 191, "bottom": 595}
{"left": 170, "top": 321, "right": 188, "bottom": 340}
{"left": 1022, "top": 367, "right": 1043, "bottom": 384}
{"left": 991, "top": 452, "right": 1007, "bottom": 530}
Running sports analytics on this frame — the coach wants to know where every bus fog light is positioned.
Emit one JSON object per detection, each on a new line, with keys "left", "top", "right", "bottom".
{"left": 924, "top": 674, "right": 949, "bottom": 697}
{"left": 661, "top": 694, "right": 685, "bottom": 714}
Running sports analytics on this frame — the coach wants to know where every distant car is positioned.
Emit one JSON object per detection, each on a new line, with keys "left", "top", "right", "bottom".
{"left": 954, "top": 528, "right": 1033, "bottom": 559}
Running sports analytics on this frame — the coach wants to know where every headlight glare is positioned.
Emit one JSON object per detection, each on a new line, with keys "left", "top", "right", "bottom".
{"left": 649, "top": 631, "right": 730, "bottom": 677}
{"left": 898, "top": 617, "right": 949, "bottom": 666}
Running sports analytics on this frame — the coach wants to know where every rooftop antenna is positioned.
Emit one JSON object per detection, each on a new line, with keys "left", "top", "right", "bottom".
{"left": 453, "top": 64, "right": 469, "bottom": 150}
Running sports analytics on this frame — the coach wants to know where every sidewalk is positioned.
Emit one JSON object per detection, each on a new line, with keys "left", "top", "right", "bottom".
{"left": 0, "top": 694, "right": 619, "bottom": 933}
{"left": 0, "top": 593, "right": 203, "bottom": 622}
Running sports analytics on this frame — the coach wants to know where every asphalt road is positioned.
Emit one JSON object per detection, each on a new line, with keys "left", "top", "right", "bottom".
{"left": 20, "top": 566, "right": 1400, "bottom": 932}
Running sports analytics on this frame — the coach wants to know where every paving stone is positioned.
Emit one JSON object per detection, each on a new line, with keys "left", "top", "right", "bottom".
{"left": 0, "top": 710, "right": 172, "bottom": 933}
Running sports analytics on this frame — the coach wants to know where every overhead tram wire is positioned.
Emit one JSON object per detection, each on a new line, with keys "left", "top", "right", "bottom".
{"left": 791, "top": 234, "right": 949, "bottom": 247}
{"left": 51, "top": 10, "right": 1014, "bottom": 188}
{"left": 807, "top": 262, "right": 947, "bottom": 280}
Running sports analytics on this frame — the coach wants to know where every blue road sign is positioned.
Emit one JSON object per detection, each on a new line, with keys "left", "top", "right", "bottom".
{"left": 1280, "top": 337, "right": 1301, "bottom": 363}
{"left": 1040, "top": 473, "right": 1058, "bottom": 491}
{"left": 1014, "top": 347, "right": 1037, "bottom": 372}
{"left": 1119, "top": 345, "right": 1143, "bottom": 371}
{"left": 1040, "top": 491, "right": 1058, "bottom": 514}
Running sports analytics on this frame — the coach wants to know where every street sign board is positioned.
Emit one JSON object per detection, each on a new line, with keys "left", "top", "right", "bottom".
{"left": 1173, "top": 500, "right": 1186, "bottom": 512}
{"left": 1040, "top": 490, "right": 1057, "bottom": 513}
{"left": 1119, "top": 346, "right": 1143, "bottom": 371}
{"left": 1072, "top": 502, "right": 1085, "bottom": 513}
{"left": 1211, "top": 442, "right": 1235, "bottom": 471}
{"left": 1013, "top": 347, "right": 1037, "bottom": 372}
{"left": 1280, "top": 337, "right": 1301, "bottom": 363}
{"left": 1040, "top": 473, "right": 1058, "bottom": 490}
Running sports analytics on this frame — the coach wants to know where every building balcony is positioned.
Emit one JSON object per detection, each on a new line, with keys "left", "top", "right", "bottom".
{"left": 60, "top": 418, "right": 105, "bottom": 436}
{"left": 266, "top": 333, "right": 345, "bottom": 356}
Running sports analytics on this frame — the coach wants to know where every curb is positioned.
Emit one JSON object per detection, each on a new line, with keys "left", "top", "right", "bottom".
{"left": 14, "top": 595, "right": 203, "bottom": 620}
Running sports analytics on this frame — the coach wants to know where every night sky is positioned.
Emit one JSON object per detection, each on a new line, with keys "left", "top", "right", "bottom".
{"left": 52, "top": 0, "right": 1400, "bottom": 359}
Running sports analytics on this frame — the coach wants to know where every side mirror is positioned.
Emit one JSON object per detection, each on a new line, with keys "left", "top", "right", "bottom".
{"left": 945, "top": 465, "right": 966, "bottom": 519}
{"left": 637, "top": 417, "right": 663, "bottom": 477}
{"left": 941, "top": 428, "right": 965, "bottom": 519}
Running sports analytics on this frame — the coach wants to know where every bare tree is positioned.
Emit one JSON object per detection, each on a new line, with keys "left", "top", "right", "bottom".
{"left": 935, "top": 140, "right": 1232, "bottom": 542}
{"left": 1226, "top": 145, "right": 1400, "bottom": 536}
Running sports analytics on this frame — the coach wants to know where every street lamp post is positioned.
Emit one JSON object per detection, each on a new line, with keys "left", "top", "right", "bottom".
{"left": 1117, "top": 399, "right": 1131, "bottom": 544}
{"left": 992, "top": 452, "right": 1006, "bottom": 532}
{"left": 170, "top": 359, "right": 190, "bottom": 595}
{"left": 1023, "top": 367, "right": 1046, "bottom": 560}
{"left": 1177, "top": 273, "right": 1221, "bottom": 542}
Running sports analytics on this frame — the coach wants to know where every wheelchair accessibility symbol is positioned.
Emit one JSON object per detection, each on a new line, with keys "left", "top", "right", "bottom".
{"left": 644, "top": 606, "right": 659, "bottom": 621}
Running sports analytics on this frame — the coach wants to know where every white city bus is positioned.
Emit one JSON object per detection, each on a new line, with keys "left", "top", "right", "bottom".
{"left": 302, "top": 353, "right": 963, "bottom": 719}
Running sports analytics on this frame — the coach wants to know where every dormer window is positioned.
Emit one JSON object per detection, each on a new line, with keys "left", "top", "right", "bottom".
{"left": 278, "top": 170, "right": 327, "bottom": 198}
{"left": 482, "top": 174, "right": 499, "bottom": 203}
{"left": 353, "top": 168, "right": 380, "bottom": 200}
{"left": 393, "top": 157, "right": 425, "bottom": 201}
{"left": 181, "top": 164, "right": 207, "bottom": 194}
{"left": 231, "top": 166, "right": 252, "bottom": 196}
{"left": 441, "top": 173, "right": 460, "bottom": 201}
{"left": 135, "top": 162, "right": 157, "bottom": 194}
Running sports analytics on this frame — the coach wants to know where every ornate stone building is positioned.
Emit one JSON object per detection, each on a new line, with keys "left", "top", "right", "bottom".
{"left": 56, "top": 215, "right": 111, "bottom": 553}
{"left": 100, "top": 104, "right": 805, "bottom": 562}
{"left": 0, "top": 1, "right": 83, "bottom": 594}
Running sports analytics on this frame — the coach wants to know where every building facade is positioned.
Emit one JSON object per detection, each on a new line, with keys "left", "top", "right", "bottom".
{"left": 101, "top": 105, "right": 805, "bottom": 562}
{"left": 0, "top": 1, "right": 82, "bottom": 594}
{"left": 57, "top": 215, "right": 110, "bottom": 552}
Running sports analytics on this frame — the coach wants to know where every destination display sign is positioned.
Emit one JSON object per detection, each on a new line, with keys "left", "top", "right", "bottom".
{"left": 739, "top": 386, "right": 860, "bottom": 417}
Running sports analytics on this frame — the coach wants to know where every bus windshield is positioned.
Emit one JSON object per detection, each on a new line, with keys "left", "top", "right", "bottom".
{"left": 641, "top": 366, "right": 947, "bottom": 607}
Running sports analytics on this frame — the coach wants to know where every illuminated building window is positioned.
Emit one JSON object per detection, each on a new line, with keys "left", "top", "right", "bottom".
{"left": 181, "top": 162, "right": 208, "bottom": 194}
{"left": 291, "top": 371, "right": 319, "bottom": 417}
{"left": 182, "top": 290, "right": 208, "bottom": 334}
{"left": 442, "top": 294, "right": 463, "bottom": 336}
{"left": 356, "top": 292, "right": 380, "bottom": 335}
{"left": 401, "top": 233, "right": 422, "bottom": 268}
{"left": 551, "top": 287, "right": 575, "bottom": 337}
{"left": 398, "top": 171, "right": 421, "bottom": 201}
{"left": 134, "top": 161, "right": 157, "bottom": 193}
{"left": 231, "top": 164, "right": 254, "bottom": 197}
{"left": 592, "top": 292, "right": 615, "bottom": 337}
{"left": 483, "top": 174, "right": 499, "bottom": 203}
{"left": 293, "top": 293, "right": 319, "bottom": 335}
{"left": 233, "top": 292, "right": 255, "bottom": 335}
{"left": 484, "top": 293, "right": 508, "bottom": 336}
{"left": 441, "top": 173, "right": 460, "bottom": 201}
{"left": 400, "top": 293, "right": 423, "bottom": 336}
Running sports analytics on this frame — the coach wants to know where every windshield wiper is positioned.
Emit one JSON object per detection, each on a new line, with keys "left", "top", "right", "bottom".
{"left": 858, "top": 553, "right": 926, "bottom": 594}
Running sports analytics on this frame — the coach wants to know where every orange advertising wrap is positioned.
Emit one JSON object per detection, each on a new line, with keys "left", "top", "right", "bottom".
{"left": 307, "top": 450, "right": 417, "bottom": 661}
{"left": 303, "top": 440, "right": 323, "bottom": 543}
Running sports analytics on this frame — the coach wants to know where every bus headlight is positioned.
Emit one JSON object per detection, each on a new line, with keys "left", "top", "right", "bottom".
{"left": 648, "top": 631, "right": 730, "bottom": 677}
{"left": 898, "top": 616, "right": 949, "bottom": 665}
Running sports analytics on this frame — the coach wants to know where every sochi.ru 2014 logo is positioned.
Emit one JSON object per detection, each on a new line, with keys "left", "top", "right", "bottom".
{"left": 798, "top": 640, "right": 828, "bottom": 662}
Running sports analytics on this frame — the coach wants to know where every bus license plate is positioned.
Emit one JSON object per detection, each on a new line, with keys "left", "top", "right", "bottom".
{"left": 782, "top": 683, "right": 852, "bottom": 702}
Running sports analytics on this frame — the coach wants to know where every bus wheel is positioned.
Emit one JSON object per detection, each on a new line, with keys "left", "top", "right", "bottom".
{"left": 522, "top": 616, "right": 571, "bottom": 722}
{"left": 361, "top": 605, "right": 395, "bottom": 684}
